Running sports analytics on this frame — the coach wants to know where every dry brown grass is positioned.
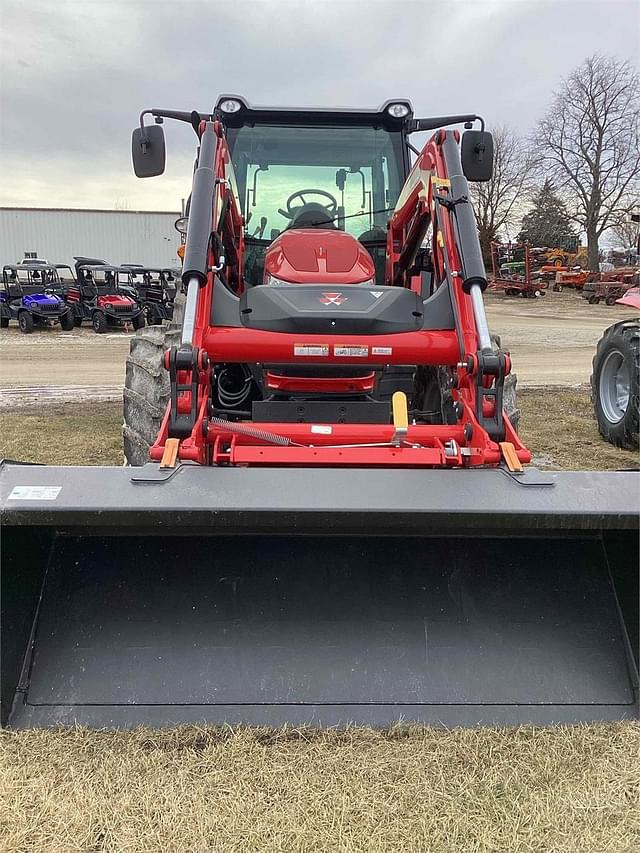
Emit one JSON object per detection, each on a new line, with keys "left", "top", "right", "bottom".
{"left": 1, "top": 388, "right": 637, "bottom": 471}
{"left": 0, "top": 403, "right": 122, "bottom": 466}
{"left": 1, "top": 392, "right": 638, "bottom": 852}
{"left": 518, "top": 387, "right": 639, "bottom": 471}
{"left": 1, "top": 723, "right": 639, "bottom": 853}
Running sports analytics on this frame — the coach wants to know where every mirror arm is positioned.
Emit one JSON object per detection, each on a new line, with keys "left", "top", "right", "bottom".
{"left": 139, "top": 108, "right": 211, "bottom": 142}
{"left": 409, "top": 114, "right": 485, "bottom": 133}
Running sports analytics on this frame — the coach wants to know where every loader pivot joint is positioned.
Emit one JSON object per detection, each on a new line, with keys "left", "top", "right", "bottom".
{"left": 167, "top": 344, "right": 202, "bottom": 439}
{"left": 434, "top": 193, "right": 469, "bottom": 212}
{"left": 475, "top": 349, "right": 506, "bottom": 442}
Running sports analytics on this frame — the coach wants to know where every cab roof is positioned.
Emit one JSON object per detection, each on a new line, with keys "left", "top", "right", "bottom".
{"left": 213, "top": 95, "right": 414, "bottom": 129}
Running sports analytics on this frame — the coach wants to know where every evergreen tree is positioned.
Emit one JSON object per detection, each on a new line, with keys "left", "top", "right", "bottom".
{"left": 518, "top": 180, "right": 577, "bottom": 249}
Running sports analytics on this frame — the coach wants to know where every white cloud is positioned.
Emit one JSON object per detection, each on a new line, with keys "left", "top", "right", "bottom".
{"left": 0, "top": 0, "right": 637, "bottom": 209}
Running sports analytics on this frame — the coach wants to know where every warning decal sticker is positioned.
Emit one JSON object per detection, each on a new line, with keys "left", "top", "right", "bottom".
{"left": 294, "top": 345, "right": 329, "bottom": 357}
{"left": 334, "top": 345, "right": 369, "bottom": 357}
{"left": 8, "top": 486, "right": 62, "bottom": 501}
{"left": 372, "top": 346, "right": 393, "bottom": 356}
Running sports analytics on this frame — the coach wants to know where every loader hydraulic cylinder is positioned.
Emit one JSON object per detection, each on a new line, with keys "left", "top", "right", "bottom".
{"left": 440, "top": 133, "right": 492, "bottom": 353}
{"left": 181, "top": 121, "right": 217, "bottom": 346}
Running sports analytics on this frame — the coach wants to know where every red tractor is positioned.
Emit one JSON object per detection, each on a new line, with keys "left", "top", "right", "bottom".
{"left": 1, "top": 97, "right": 636, "bottom": 731}
{"left": 125, "top": 98, "right": 526, "bottom": 471}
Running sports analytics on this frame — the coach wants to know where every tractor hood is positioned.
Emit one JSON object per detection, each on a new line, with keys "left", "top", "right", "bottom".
{"left": 23, "top": 293, "right": 62, "bottom": 307}
{"left": 264, "top": 229, "right": 376, "bottom": 285}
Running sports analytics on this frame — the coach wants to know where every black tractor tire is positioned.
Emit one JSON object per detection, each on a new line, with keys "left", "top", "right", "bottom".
{"left": 123, "top": 324, "right": 182, "bottom": 465}
{"left": 1, "top": 317, "right": 9, "bottom": 329}
{"left": 18, "top": 311, "right": 34, "bottom": 334}
{"left": 92, "top": 311, "right": 107, "bottom": 334}
{"left": 123, "top": 289, "right": 185, "bottom": 466}
{"left": 60, "top": 310, "right": 75, "bottom": 331}
{"left": 146, "top": 305, "right": 163, "bottom": 326}
{"left": 414, "top": 334, "right": 519, "bottom": 433}
{"left": 491, "top": 333, "right": 519, "bottom": 432}
{"left": 591, "top": 320, "right": 639, "bottom": 450}
{"left": 132, "top": 312, "right": 146, "bottom": 331}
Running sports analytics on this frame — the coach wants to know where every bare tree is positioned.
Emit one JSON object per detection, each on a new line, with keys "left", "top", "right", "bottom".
{"left": 470, "top": 125, "right": 535, "bottom": 263}
{"left": 610, "top": 205, "right": 640, "bottom": 254}
{"left": 537, "top": 55, "right": 640, "bottom": 271}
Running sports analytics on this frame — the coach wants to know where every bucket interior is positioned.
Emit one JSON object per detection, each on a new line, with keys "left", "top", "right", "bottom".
{"left": 3, "top": 529, "right": 637, "bottom": 728}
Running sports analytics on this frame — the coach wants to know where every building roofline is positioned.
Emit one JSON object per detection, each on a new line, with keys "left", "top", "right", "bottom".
{"left": 0, "top": 207, "right": 180, "bottom": 215}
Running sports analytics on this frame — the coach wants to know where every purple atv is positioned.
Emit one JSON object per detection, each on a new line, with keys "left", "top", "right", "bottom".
{"left": 1, "top": 264, "right": 75, "bottom": 333}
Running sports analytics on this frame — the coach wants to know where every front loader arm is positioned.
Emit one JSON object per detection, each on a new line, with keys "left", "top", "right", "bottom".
{"left": 387, "top": 129, "right": 510, "bottom": 442}
{"left": 161, "top": 120, "right": 244, "bottom": 455}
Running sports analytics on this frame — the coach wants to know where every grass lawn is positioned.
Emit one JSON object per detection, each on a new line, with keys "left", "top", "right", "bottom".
{"left": 1, "top": 724, "right": 638, "bottom": 852}
{"left": 0, "top": 388, "right": 637, "bottom": 470}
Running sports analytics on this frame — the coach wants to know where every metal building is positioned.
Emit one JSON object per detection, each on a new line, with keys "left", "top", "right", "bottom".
{"left": 0, "top": 207, "right": 181, "bottom": 268}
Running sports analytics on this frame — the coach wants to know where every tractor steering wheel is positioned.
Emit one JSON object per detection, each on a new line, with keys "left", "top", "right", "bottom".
{"left": 280, "top": 189, "right": 338, "bottom": 220}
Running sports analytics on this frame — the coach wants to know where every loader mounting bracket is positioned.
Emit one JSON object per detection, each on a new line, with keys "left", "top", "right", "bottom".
{"left": 434, "top": 192, "right": 469, "bottom": 212}
{"left": 475, "top": 349, "right": 506, "bottom": 442}
{"left": 167, "top": 345, "right": 205, "bottom": 440}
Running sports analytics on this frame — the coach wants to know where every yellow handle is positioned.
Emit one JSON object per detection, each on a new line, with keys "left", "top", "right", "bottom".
{"left": 392, "top": 391, "right": 409, "bottom": 432}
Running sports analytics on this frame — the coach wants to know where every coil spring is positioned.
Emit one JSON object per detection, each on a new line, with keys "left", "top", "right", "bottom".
{"left": 209, "top": 417, "right": 293, "bottom": 446}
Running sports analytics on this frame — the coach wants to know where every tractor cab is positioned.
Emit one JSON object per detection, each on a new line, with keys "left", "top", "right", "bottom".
{"left": 217, "top": 96, "right": 410, "bottom": 288}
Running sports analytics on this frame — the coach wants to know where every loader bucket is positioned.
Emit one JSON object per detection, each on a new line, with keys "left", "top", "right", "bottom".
{"left": 1, "top": 463, "right": 638, "bottom": 728}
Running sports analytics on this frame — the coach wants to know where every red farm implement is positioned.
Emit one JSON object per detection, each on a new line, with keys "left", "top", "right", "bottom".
{"left": 490, "top": 242, "right": 546, "bottom": 298}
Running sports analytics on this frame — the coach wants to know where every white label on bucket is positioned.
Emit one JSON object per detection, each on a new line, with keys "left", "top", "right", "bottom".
{"left": 310, "top": 425, "right": 332, "bottom": 435}
{"left": 7, "top": 486, "right": 61, "bottom": 500}
{"left": 294, "top": 344, "right": 329, "bottom": 357}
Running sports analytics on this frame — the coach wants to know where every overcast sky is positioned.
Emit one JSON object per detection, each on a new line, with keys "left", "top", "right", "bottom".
{"left": 0, "top": 0, "right": 637, "bottom": 212}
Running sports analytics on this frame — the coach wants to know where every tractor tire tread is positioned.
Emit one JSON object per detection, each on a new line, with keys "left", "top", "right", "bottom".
{"left": 590, "top": 320, "right": 640, "bottom": 450}
{"left": 123, "top": 325, "right": 182, "bottom": 465}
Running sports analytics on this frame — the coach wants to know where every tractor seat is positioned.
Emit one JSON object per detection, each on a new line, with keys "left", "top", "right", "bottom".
{"left": 289, "top": 203, "right": 336, "bottom": 229}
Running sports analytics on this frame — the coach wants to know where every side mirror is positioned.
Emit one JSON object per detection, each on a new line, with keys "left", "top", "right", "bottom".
{"left": 174, "top": 216, "right": 189, "bottom": 236}
{"left": 131, "top": 124, "right": 166, "bottom": 178}
{"left": 461, "top": 130, "right": 493, "bottom": 182}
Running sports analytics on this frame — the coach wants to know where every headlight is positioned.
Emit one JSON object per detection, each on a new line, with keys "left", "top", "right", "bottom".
{"left": 387, "top": 102, "right": 410, "bottom": 119}
{"left": 219, "top": 99, "right": 242, "bottom": 114}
